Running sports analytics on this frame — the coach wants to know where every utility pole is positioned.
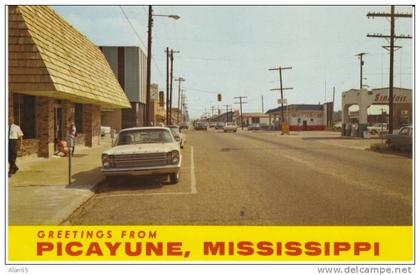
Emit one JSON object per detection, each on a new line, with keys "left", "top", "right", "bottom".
{"left": 168, "top": 49, "right": 179, "bottom": 125}
{"left": 367, "top": 6, "right": 412, "bottom": 134}
{"left": 165, "top": 47, "right": 169, "bottom": 125}
{"left": 234, "top": 96, "right": 248, "bottom": 130}
{"left": 175, "top": 77, "right": 185, "bottom": 124}
{"left": 355, "top": 53, "right": 367, "bottom": 89}
{"left": 145, "top": 5, "right": 153, "bottom": 126}
{"left": 210, "top": 106, "right": 216, "bottom": 118}
{"left": 261, "top": 95, "right": 264, "bottom": 113}
{"left": 269, "top": 66, "right": 293, "bottom": 133}
{"left": 222, "top": 104, "right": 231, "bottom": 122}
{"left": 180, "top": 93, "right": 186, "bottom": 123}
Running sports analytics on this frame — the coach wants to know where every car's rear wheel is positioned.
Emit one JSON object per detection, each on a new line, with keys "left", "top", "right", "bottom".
{"left": 169, "top": 172, "right": 180, "bottom": 184}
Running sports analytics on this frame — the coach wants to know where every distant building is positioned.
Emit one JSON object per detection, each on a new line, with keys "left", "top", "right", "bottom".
{"left": 100, "top": 46, "right": 147, "bottom": 129}
{"left": 150, "top": 84, "right": 165, "bottom": 125}
{"left": 241, "top": 113, "right": 270, "bottom": 126}
{"left": 8, "top": 6, "right": 130, "bottom": 158}
{"left": 266, "top": 104, "right": 326, "bottom": 131}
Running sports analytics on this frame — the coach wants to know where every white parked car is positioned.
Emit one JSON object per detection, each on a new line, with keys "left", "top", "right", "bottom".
{"left": 223, "top": 122, "right": 238, "bottom": 133}
{"left": 101, "top": 126, "right": 111, "bottom": 136}
{"left": 101, "top": 127, "right": 182, "bottom": 184}
{"left": 168, "top": 125, "right": 186, "bottom": 149}
{"left": 368, "top": 123, "right": 388, "bottom": 135}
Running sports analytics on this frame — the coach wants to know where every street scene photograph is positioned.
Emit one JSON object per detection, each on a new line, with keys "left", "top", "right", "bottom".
{"left": 7, "top": 5, "right": 413, "bottom": 227}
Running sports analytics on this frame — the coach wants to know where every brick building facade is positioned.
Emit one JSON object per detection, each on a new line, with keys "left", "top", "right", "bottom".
{"left": 8, "top": 6, "right": 130, "bottom": 158}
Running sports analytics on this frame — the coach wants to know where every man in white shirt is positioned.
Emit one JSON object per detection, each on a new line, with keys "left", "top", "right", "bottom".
{"left": 68, "top": 122, "right": 76, "bottom": 155}
{"left": 8, "top": 116, "right": 24, "bottom": 177}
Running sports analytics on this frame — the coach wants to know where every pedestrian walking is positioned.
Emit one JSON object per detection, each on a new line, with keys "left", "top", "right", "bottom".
{"left": 110, "top": 128, "right": 116, "bottom": 145}
{"left": 68, "top": 122, "right": 76, "bottom": 155}
{"left": 8, "top": 116, "right": 24, "bottom": 177}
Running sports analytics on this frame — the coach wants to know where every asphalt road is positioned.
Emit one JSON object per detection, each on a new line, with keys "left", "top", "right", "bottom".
{"left": 68, "top": 129, "right": 412, "bottom": 225}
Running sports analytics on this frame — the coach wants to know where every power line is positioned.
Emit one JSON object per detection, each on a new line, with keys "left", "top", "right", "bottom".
{"left": 119, "top": 6, "right": 147, "bottom": 50}
{"left": 367, "top": 5, "right": 412, "bottom": 134}
{"left": 119, "top": 6, "right": 164, "bottom": 78}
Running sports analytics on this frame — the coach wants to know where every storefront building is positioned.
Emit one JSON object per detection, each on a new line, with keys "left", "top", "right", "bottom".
{"left": 100, "top": 46, "right": 147, "bottom": 130}
{"left": 341, "top": 87, "right": 412, "bottom": 137}
{"left": 266, "top": 104, "right": 326, "bottom": 131}
{"left": 8, "top": 6, "right": 130, "bottom": 158}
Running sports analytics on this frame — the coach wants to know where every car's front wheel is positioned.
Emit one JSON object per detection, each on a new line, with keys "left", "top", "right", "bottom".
{"left": 169, "top": 172, "right": 180, "bottom": 184}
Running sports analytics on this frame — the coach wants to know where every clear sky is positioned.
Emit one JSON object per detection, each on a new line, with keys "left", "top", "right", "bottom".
{"left": 52, "top": 5, "right": 413, "bottom": 119}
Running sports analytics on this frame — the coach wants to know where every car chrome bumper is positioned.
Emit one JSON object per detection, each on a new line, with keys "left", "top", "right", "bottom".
{"left": 101, "top": 163, "right": 181, "bottom": 176}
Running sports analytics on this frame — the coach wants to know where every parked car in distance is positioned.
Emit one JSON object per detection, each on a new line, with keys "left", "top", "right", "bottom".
{"left": 194, "top": 122, "right": 208, "bottom": 131}
{"left": 179, "top": 122, "right": 189, "bottom": 130}
{"left": 368, "top": 123, "right": 388, "bottom": 135}
{"left": 333, "top": 121, "right": 342, "bottom": 131}
{"left": 248, "top": 123, "right": 261, "bottom": 131}
{"left": 224, "top": 122, "right": 238, "bottom": 133}
{"left": 259, "top": 122, "right": 271, "bottom": 130}
{"left": 215, "top": 122, "right": 225, "bottom": 130}
{"left": 101, "top": 126, "right": 111, "bottom": 137}
{"left": 386, "top": 126, "right": 412, "bottom": 151}
{"left": 168, "top": 125, "right": 186, "bottom": 149}
{"left": 101, "top": 127, "right": 182, "bottom": 184}
{"left": 208, "top": 122, "right": 216, "bottom": 128}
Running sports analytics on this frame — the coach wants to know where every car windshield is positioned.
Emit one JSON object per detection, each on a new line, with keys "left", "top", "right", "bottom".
{"left": 117, "top": 129, "right": 174, "bottom": 145}
{"left": 227, "top": 123, "right": 235, "bottom": 126}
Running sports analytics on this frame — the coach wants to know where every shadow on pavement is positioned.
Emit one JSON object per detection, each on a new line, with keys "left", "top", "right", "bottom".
{"left": 66, "top": 167, "right": 103, "bottom": 190}
{"left": 95, "top": 175, "right": 168, "bottom": 193}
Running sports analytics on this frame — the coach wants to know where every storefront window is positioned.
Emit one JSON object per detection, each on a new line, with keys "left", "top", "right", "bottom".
{"left": 13, "top": 94, "right": 36, "bottom": 139}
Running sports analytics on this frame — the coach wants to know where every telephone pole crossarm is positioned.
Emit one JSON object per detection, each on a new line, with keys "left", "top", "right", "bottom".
{"left": 367, "top": 12, "right": 412, "bottom": 18}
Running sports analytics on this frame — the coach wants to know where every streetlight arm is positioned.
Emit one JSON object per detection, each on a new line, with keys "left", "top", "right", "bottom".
{"left": 153, "top": 14, "right": 180, "bottom": 20}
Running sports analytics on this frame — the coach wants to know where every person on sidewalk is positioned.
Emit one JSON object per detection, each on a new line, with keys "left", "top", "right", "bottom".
{"left": 68, "top": 122, "right": 76, "bottom": 155}
{"left": 8, "top": 116, "right": 24, "bottom": 177}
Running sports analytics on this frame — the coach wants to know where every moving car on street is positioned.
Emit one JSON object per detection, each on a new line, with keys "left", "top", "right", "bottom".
{"left": 386, "top": 125, "right": 412, "bottom": 151}
{"left": 194, "top": 121, "right": 208, "bottom": 131}
{"left": 215, "top": 122, "right": 225, "bottom": 130}
{"left": 179, "top": 122, "right": 189, "bottom": 130}
{"left": 224, "top": 122, "right": 238, "bottom": 133}
{"left": 248, "top": 123, "right": 261, "bottom": 131}
{"left": 168, "top": 125, "right": 186, "bottom": 149}
{"left": 101, "top": 127, "right": 182, "bottom": 184}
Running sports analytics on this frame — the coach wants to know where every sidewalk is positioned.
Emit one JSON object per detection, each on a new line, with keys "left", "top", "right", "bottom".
{"left": 8, "top": 138, "right": 111, "bottom": 225}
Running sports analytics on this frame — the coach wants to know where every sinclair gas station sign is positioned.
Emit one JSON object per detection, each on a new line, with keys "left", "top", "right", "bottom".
{"left": 372, "top": 88, "right": 411, "bottom": 105}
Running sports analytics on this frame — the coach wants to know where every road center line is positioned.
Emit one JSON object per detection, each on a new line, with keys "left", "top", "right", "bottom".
{"left": 190, "top": 146, "right": 197, "bottom": 194}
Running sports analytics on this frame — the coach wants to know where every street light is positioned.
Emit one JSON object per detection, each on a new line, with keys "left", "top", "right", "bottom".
{"left": 145, "top": 6, "right": 180, "bottom": 126}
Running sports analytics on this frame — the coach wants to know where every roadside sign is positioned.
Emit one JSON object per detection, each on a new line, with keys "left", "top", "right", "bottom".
{"left": 278, "top": 98, "right": 287, "bottom": 105}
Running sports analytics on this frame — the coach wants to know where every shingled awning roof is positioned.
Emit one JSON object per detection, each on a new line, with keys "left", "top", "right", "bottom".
{"left": 8, "top": 6, "right": 131, "bottom": 108}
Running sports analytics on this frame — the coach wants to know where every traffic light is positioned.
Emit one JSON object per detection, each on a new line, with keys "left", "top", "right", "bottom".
{"left": 217, "top": 93, "right": 222, "bottom": 102}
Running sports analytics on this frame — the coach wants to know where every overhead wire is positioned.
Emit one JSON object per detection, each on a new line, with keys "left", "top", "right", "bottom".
{"left": 119, "top": 6, "right": 164, "bottom": 78}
